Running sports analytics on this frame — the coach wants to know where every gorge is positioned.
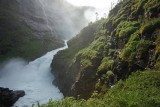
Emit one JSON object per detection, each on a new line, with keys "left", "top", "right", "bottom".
{"left": 0, "top": 0, "right": 95, "bottom": 106}
{"left": 0, "top": 0, "right": 160, "bottom": 107}
{"left": 0, "top": 41, "right": 68, "bottom": 106}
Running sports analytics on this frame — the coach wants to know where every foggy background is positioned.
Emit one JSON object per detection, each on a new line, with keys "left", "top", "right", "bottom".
{"left": 14, "top": 0, "right": 95, "bottom": 40}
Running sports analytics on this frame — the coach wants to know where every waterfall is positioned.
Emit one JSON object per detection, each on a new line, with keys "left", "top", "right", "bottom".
{"left": 0, "top": 41, "right": 68, "bottom": 106}
{"left": 38, "top": 0, "right": 56, "bottom": 37}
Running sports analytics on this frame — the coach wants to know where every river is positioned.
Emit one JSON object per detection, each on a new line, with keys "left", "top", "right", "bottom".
{"left": 0, "top": 41, "right": 68, "bottom": 106}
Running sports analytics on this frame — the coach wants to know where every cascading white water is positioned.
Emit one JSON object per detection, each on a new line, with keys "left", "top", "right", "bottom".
{"left": 0, "top": 41, "right": 68, "bottom": 106}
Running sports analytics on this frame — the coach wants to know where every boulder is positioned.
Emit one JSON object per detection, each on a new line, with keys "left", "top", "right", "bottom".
{"left": 0, "top": 87, "right": 25, "bottom": 107}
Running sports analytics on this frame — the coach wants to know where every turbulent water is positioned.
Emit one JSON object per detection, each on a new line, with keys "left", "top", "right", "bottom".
{"left": 0, "top": 41, "right": 68, "bottom": 106}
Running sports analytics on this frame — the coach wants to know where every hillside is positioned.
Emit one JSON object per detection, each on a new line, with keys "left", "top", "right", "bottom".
{"left": 50, "top": 0, "right": 160, "bottom": 106}
{"left": 0, "top": 0, "right": 63, "bottom": 61}
{"left": 0, "top": 0, "right": 90, "bottom": 62}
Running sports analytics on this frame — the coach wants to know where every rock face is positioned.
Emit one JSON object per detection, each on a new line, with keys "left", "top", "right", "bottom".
{"left": 51, "top": 21, "right": 103, "bottom": 99}
{"left": 51, "top": 0, "right": 160, "bottom": 99}
{"left": 0, "top": 87, "right": 25, "bottom": 107}
{"left": 0, "top": 0, "right": 92, "bottom": 61}
{"left": 0, "top": 0, "right": 91, "bottom": 39}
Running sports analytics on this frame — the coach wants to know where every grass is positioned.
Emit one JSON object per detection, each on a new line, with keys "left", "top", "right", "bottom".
{"left": 38, "top": 70, "right": 160, "bottom": 107}
{"left": 116, "top": 21, "right": 140, "bottom": 38}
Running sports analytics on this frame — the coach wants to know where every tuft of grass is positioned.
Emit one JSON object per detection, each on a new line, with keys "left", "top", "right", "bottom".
{"left": 40, "top": 70, "right": 160, "bottom": 107}
{"left": 116, "top": 21, "right": 140, "bottom": 39}
{"left": 140, "top": 18, "right": 160, "bottom": 35}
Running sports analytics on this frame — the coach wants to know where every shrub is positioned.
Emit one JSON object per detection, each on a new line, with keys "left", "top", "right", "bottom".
{"left": 120, "top": 31, "right": 151, "bottom": 62}
{"left": 140, "top": 18, "right": 160, "bottom": 35}
{"left": 116, "top": 21, "right": 140, "bottom": 39}
{"left": 104, "top": 70, "right": 160, "bottom": 107}
{"left": 41, "top": 70, "right": 160, "bottom": 107}
{"left": 97, "top": 57, "right": 114, "bottom": 75}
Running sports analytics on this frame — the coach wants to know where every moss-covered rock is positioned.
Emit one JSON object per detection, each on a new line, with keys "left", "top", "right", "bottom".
{"left": 51, "top": 0, "right": 160, "bottom": 100}
{"left": 51, "top": 21, "right": 101, "bottom": 99}
{"left": 41, "top": 70, "right": 160, "bottom": 107}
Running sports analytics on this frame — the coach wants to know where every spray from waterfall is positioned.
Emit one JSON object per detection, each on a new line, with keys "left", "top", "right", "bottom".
{"left": 38, "top": 0, "right": 57, "bottom": 37}
{"left": 0, "top": 41, "right": 68, "bottom": 106}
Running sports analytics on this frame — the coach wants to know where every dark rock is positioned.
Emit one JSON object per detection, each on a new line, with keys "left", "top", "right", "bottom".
{"left": 112, "top": 58, "right": 129, "bottom": 80}
{"left": 0, "top": 87, "right": 25, "bottom": 107}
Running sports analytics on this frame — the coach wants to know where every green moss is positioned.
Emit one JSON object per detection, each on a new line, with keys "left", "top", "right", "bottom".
{"left": 81, "top": 59, "right": 93, "bottom": 68}
{"left": 156, "top": 30, "right": 160, "bottom": 54}
{"left": 112, "top": 14, "right": 127, "bottom": 27}
{"left": 97, "top": 57, "right": 113, "bottom": 74}
{"left": 73, "top": 35, "right": 108, "bottom": 66}
{"left": 38, "top": 0, "right": 160, "bottom": 106}
{"left": 140, "top": 18, "right": 160, "bottom": 35}
{"left": 131, "top": 0, "right": 146, "bottom": 15}
{"left": 40, "top": 70, "right": 160, "bottom": 107}
{"left": 119, "top": 28, "right": 152, "bottom": 62}
{"left": 116, "top": 21, "right": 140, "bottom": 38}
{"left": 120, "top": 39, "right": 151, "bottom": 61}
{"left": 144, "top": 0, "right": 160, "bottom": 14}
{"left": 76, "top": 49, "right": 98, "bottom": 61}
{"left": 57, "top": 22, "right": 101, "bottom": 65}
{"left": 105, "top": 70, "right": 160, "bottom": 107}
{"left": 156, "top": 56, "right": 160, "bottom": 70}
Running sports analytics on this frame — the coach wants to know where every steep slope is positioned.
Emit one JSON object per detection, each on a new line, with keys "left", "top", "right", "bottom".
{"left": 0, "top": 0, "right": 63, "bottom": 61}
{"left": 51, "top": 0, "right": 160, "bottom": 100}
{"left": 42, "top": 70, "right": 160, "bottom": 107}
{"left": 15, "top": 0, "right": 93, "bottom": 39}
{"left": 51, "top": 21, "right": 102, "bottom": 97}
{"left": 0, "top": 0, "right": 91, "bottom": 61}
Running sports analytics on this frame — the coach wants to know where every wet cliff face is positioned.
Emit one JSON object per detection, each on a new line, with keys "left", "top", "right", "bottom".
{"left": 0, "top": 0, "right": 61, "bottom": 61}
{"left": 0, "top": 0, "right": 91, "bottom": 61}
{"left": 7, "top": 0, "right": 91, "bottom": 39}
{"left": 51, "top": 0, "right": 160, "bottom": 99}
{"left": 51, "top": 21, "right": 101, "bottom": 98}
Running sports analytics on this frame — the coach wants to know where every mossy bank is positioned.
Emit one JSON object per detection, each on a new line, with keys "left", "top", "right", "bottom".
{"left": 50, "top": 0, "right": 160, "bottom": 106}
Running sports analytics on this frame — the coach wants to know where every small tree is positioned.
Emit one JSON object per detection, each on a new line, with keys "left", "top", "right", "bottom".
{"left": 95, "top": 12, "right": 99, "bottom": 21}
{"left": 111, "top": 2, "right": 115, "bottom": 10}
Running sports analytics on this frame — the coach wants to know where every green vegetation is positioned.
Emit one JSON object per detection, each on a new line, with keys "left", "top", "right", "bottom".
{"left": 0, "top": 4, "right": 63, "bottom": 62}
{"left": 120, "top": 38, "right": 151, "bottom": 62}
{"left": 40, "top": 70, "right": 160, "bottom": 107}
{"left": 104, "top": 70, "right": 160, "bottom": 107}
{"left": 97, "top": 57, "right": 113, "bottom": 75}
{"left": 140, "top": 18, "right": 160, "bottom": 35}
{"left": 156, "top": 30, "right": 160, "bottom": 54}
{"left": 1, "top": 0, "right": 160, "bottom": 105}
{"left": 51, "top": 0, "right": 160, "bottom": 105}
{"left": 116, "top": 21, "right": 140, "bottom": 38}
{"left": 53, "top": 21, "right": 101, "bottom": 67}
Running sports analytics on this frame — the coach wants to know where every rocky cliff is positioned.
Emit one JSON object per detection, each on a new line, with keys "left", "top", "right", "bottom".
{"left": 0, "top": 0, "right": 91, "bottom": 61}
{"left": 51, "top": 0, "right": 160, "bottom": 99}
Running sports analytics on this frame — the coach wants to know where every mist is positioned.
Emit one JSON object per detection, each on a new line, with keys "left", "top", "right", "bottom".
{"left": 0, "top": 0, "right": 119, "bottom": 106}
{"left": 66, "top": 0, "right": 119, "bottom": 21}
{"left": 14, "top": 0, "right": 94, "bottom": 40}
{"left": 0, "top": 41, "right": 68, "bottom": 106}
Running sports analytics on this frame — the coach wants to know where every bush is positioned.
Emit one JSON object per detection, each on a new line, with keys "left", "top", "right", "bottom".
{"left": 105, "top": 70, "right": 160, "bottom": 107}
{"left": 97, "top": 57, "right": 113, "bottom": 75}
{"left": 116, "top": 21, "right": 140, "bottom": 39}
{"left": 40, "top": 70, "right": 160, "bottom": 107}
{"left": 140, "top": 18, "right": 160, "bottom": 35}
{"left": 120, "top": 31, "right": 151, "bottom": 62}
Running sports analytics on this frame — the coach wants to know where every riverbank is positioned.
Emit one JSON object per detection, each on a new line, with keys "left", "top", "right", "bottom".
{"left": 0, "top": 41, "right": 68, "bottom": 106}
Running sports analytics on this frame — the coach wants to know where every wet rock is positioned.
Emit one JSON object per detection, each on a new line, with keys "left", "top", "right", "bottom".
{"left": 112, "top": 59, "right": 129, "bottom": 80}
{"left": 0, "top": 87, "right": 25, "bottom": 107}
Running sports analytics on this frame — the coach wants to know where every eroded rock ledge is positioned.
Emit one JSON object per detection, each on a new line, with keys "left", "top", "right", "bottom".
{"left": 0, "top": 87, "right": 25, "bottom": 107}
